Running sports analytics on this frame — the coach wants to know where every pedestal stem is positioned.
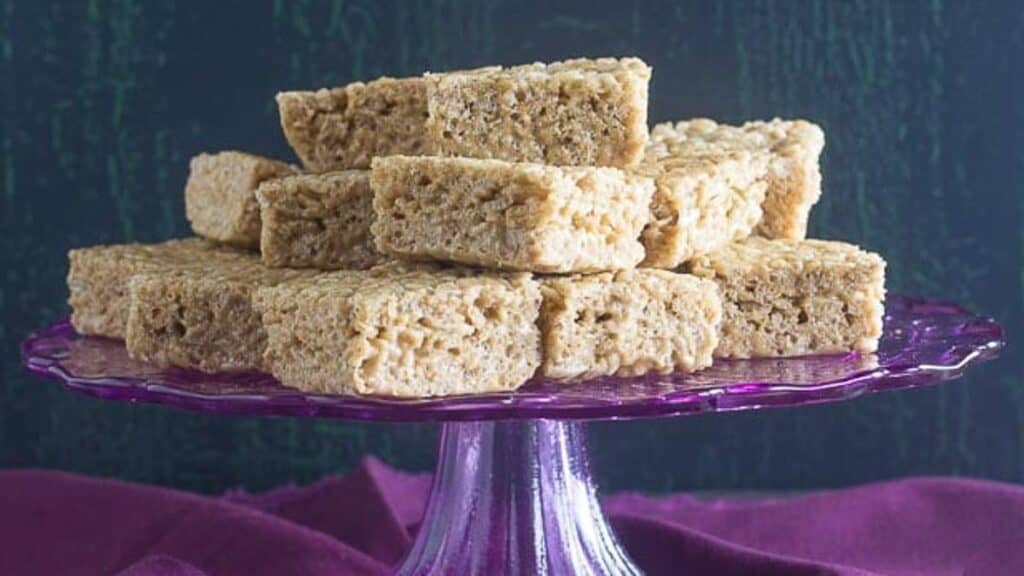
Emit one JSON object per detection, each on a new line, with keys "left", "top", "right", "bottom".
{"left": 394, "top": 419, "right": 642, "bottom": 575}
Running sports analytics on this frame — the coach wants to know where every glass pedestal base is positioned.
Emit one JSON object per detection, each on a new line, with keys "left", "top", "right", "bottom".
{"left": 395, "top": 420, "right": 641, "bottom": 575}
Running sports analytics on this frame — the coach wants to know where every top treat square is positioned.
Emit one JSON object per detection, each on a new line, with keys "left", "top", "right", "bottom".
{"left": 277, "top": 76, "right": 433, "bottom": 171}
{"left": 426, "top": 57, "right": 651, "bottom": 168}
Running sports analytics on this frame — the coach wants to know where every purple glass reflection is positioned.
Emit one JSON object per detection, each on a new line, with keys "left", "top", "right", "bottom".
{"left": 20, "top": 296, "right": 1003, "bottom": 422}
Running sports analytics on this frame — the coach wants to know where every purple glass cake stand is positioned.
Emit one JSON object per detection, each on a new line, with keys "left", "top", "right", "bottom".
{"left": 20, "top": 295, "right": 1003, "bottom": 575}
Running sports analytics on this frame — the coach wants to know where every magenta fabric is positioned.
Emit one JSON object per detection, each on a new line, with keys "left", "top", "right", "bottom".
{"left": 2, "top": 458, "right": 1023, "bottom": 575}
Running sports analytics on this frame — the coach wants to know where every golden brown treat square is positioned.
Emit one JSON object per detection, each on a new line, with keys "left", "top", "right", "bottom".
{"left": 125, "top": 249, "right": 318, "bottom": 373}
{"left": 371, "top": 155, "right": 653, "bottom": 273}
{"left": 638, "top": 133, "right": 770, "bottom": 268}
{"left": 256, "top": 171, "right": 382, "bottom": 270}
{"left": 688, "top": 238, "right": 886, "bottom": 358}
{"left": 426, "top": 57, "right": 651, "bottom": 167}
{"left": 184, "top": 151, "right": 296, "bottom": 248}
{"left": 649, "top": 118, "right": 825, "bottom": 243}
{"left": 540, "top": 269, "right": 721, "bottom": 379}
{"left": 255, "top": 263, "right": 542, "bottom": 398}
{"left": 276, "top": 77, "right": 432, "bottom": 172}
{"left": 68, "top": 238, "right": 218, "bottom": 339}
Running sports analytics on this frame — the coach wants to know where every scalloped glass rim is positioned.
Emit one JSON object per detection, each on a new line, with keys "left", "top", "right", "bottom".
{"left": 20, "top": 295, "right": 1003, "bottom": 422}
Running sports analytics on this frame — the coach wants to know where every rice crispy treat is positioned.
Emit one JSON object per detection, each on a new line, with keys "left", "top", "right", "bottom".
{"left": 371, "top": 155, "right": 654, "bottom": 273}
{"left": 256, "top": 170, "right": 382, "bottom": 270}
{"left": 184, "top": 151, "right": 296, "bottom": 249}
{"left": 427, "top": 57, "right": 651, "bottom": 167}
{"left": 255, "top": 263, "right": 542, "bottom": 398}
{"left": 276, "top": 76, "right": 433, "bottom": 171}
{"left": 68, "top": 238, "right": 220, "bottom": 338}
{"left": 652, "top": 118, "right": 825, "bottom": 241}
{"left": 638, "top": 131, "right": 770, "bottom": 268}
{"left": 125, "top": 249, "right": 318, "bottom": 373}
{"left": 539, "top": 269, "right": 721, "bottom": 379}
{"left": 688, "top": 238, "right": 886, "bottom": 358}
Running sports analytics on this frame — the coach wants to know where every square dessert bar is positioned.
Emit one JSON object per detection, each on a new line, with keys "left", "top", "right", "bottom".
{"left": 185, "top": 151, "right": 296, "bottom": 248}
{"left": 371, "top": 156, "right": 654, "bottom": 273}
{"left": 745, "top": 119, "right": 824, "bottom": 239}
{"left": 125, "top": 248, "right": 317, "bottom": 373}
{"left": 539, "top": 269, "right": 721, "bottom": 379}
{"left": 68, "top": 238, "right": 220, "bottom": 338}
{"left": 638, "top": 131, "right": 770, "bottom": 268}
{"left": 276, "top": 76, "right": 433, "bottom": 172}
{"left": 256, "top": 171, "right": 381, "bottom": 270}
{"left": 654, "top": 118, "right": 825, "bottom": 241}
{"left": 427, "top": 57, "right": 651, "bottom": 167}
{"left": 255, "top": 263, "right": 542, "bottom": 398}
{"left": 688, "top": 237, "right": 886, "bottom": 358}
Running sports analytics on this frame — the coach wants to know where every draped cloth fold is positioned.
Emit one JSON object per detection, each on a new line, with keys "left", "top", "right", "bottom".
{"left": 2, "top": 457, "right": 1022, "bottom": 575}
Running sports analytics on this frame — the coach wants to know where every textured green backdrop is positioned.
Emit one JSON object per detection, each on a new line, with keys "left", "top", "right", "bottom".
{"left": 1, "top": 1, "right": 1021, "bottom": 494}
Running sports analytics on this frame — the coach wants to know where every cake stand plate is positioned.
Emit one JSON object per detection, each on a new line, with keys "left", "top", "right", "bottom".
{"left": 20, "top": 295, "right": 1004, "bottom": 575}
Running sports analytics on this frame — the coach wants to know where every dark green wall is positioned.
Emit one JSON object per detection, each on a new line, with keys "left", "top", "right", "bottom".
{"left": 1, "top": 0, "right": 1021, "bottom": 493}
